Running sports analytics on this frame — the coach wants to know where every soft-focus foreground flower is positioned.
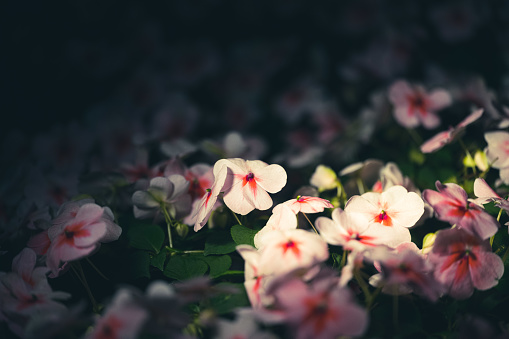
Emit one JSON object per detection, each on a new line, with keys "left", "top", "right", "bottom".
{"left": 423, "top": 181, "right": 499, "bottom": 240}
{"left": 45, "top": 203, "right": 122, "bottom": 274}
{"left": 310, "top": 165, "right": 339, "bottom": 192}
{"left": 388, "top": 80, "right": 452, "bottom": 129}
{"left": 132, "top": 174, "right": 192, "bottom": 220}
{"left": 428, "top": 228, "right": 504, "bottom": 299}
{"left": 266, "top": 276, "right": 368, "bottom": 339}
{"left": 420, "top": 108, "right": 483, "bottom": 153}
{"left": 345, "top": 185, "right": 425, "bottom": 247}
{"left": 214, "top": 158, "right": 287, "bottom": 215}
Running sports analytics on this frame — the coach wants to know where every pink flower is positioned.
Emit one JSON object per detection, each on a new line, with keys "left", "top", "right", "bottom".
{"left": 269, "top": 277, "right": 368, "bottom": 339}
{"left": 87, "top": 289, "right": 148, "bottom": 339}
{"left": 236, "top": 244, "right": 270, "bottom": 309}
{"left": 422, "top": 181, "right": 499, "bottom": 240}
{"left": 215, "top": 158, "right": 287, "bottom": 215}
{"left": 46, "top": 203, "right": 122, "bottom": 274}
{"left": 371, "top": 247, "right": 444, "bottom": 301}
{"left": 428, "top": 228, "right": 504, "bottom": 299}
{"left": 273, "top": 196, "right": 333, "bottom": 215}
{"left": 388, "top": 80, "right": 452, "bottom": 129}
{"left": 485, "top": 131, "right": 509, "bottom": 184}
{"left": 420, "top": 108, "right": 483, "bottom": 153}
{"left": 345, "top": 185, "right": 424, "bottom": 248}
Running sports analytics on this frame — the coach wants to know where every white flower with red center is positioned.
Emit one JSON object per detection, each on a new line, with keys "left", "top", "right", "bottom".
{"left": 254, "top": 204, "right": 297, "bottom": 249}
{"left": 315, "top": 208, "right": 380, "bottom": 251}
{"left": 388, "top": 80, "right": 452, "bottom": 129}
{"left": 236, "top": 245, "right": 272, "bottom": 309}
{"left": 273, "top": 196, "right": 333, "bottom": 215}
{"left": 215, "top": 158, "right": 287, "bottom": 215}
{"left": 485, "top": 131, "right": 509, "bottom": 184}
{"left": 344, "top": 185, "right": 424, "bottom": 247}
{"left": 258, "top": 229, "right": 329, "bottom": 276}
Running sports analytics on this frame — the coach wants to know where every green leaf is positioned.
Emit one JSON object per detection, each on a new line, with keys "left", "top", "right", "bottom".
{"left": 204, "top": 229, "right": 237, "bottom": 256}
{"left": 200, "top": 255, "right": 232, "bottom": 277}
{"left": 163, "top": 255, "right": 208, "bottom": 281}
{"left": 127, "top": 223, "right": 165, "bottom": 253}
{"left": 208, "top": 283, "right": 250, "bottom": 314}
{"left": 150, "top": 250, "right": 167, "bottom": 271}
{"left": 230, "top": 224, "right": 257, "bottom": 247}
{"left": 128, "top": 250, "right": 151, "bottom": 280}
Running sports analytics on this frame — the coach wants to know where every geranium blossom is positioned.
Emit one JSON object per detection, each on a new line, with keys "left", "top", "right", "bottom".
{"left": 257, "top": 229, "right": 329, "bottom": 276}
{"left": 45, "top": 203, "right": 122, "bottom": 274}
{"left": 422, "top": 181, "right": 499, "bottom": 240}
{"left": 214, "top": 158, "right": 287, "bottom": 215}
{"left": 428, "top": 228, "right": 504, "bottom": 299}
{"left": 315, "top": 208, "right": 381, "bottom": 251}
{"left": 344, "top": 185, "right": 424, "bottom": 247}
{"left": 388, "top": 80, "right": 452, "bottom": 129}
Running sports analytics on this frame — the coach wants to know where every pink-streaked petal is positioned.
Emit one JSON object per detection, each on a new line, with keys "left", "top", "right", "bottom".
{"left": 469, "top": 250, "right": 504, "bottom": 291}
{"left": 51, "top": 241, "right": 97, "bottom": 263}
{"left": 72, "top": 222, "right": 107, "bottom": 247}
{"left": 458, "top": 207, "right": 499, "bottom": 240}
{"left": 420, "top": 130, "right": 452, "bottom": 153}
{"left": 457, "top": 108, "right": 483, "bottom": 129}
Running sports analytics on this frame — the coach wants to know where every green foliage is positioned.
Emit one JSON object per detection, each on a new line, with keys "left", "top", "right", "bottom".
{"left": 128, "top": 250, "right": 151, "bottom": 280}
{"left": 208, "top": 283, "right": 250, "bottom": 314}
{"left": 204, "top": 228, "right": 237, "bottom": 255}
{"left": 164, "top": 255, "right": 209, "bottom": 281}
{"left": 230, "top": 224, "right": 258, "bottom": 247}
{"left": 150, "top": 250, "right": 167, "bottom": 271}
{"left": 127, "top": 223, "right": 165, "bottom": 254}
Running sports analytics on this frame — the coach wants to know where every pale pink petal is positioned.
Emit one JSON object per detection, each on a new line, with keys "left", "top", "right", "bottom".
{"left": 469, "top": 250, "right": 504, "bottom": 291}
{"left": 73, "top": 203, "right": 105, "bottom": 224}
{"left": 72, "top": 222, "right": 107, "bottom": 247}
{"left": 427, "top": 89, "right": 452, "bottom": 111}
{"left": 473, "top": 178, "right": 500, "bottom": 204}
{"left": 457, "top": 108, "right": 483, "bottom": 129}
{"left": 459, "top": 206, "right": 499, "bottom": 240}
{"left": 365, "top": 223, "right": 412, "bottom": 248}
{"left": 12, "top": 248, "right": 36, "bottom": 282}
{"left": 420, "top": 130, "right": 452, "bottom": 153}
{"left": 420, "top": 111, "right": 441, "bottom": 129}
{"left": 385, "top": 192, "right": 424, "bottom": 228}
{"left": 388, "top": 80, "right": 413, "bottom": 105}
{"left": 255, "top": 164, "right": 287, "bottom": 193}
{"left": 394, "top": 106, "right": 420, "bottom": 128}
{"left": 223, "top": 181, "right": 255, "bottom": 215}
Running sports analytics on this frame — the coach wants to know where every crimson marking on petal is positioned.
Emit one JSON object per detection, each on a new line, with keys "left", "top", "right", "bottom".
{"left": 282, "top": 240, "right": 301, "bottom": 257}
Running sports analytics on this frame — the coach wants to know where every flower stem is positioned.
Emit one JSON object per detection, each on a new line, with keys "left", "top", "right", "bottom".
{"left": 71, "top": 261, "right": 99, "bottom": 313}
{"left": 85, "top": 258, "right": 109, "bottom": 281}
{"left": 230, "top": 209, "right": 243, "bottom": 226}
{"left": 393, "top": 293, "right": 399, "bottom": 332}
{"left": 502, "top": 246, "right": 509, "bottom": 264}
{"left": 161, "top": 203, "right": 174, "bottom": 248}
{"left": 301, "top": 212, "right": 318, "bottom": 234}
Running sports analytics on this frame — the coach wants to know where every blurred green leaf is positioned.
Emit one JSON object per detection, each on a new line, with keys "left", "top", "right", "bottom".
{"left": 150, "top": 250, "right": 167, "bottom": 271}
{"left": 164, "top": 255, "right": 208, "bottom": 281}
{"left": 231, "top": 224, "right": 257, "bottom": 247}
{"left": 204, "top": 229, "right": 237, "bottom": 256}
{"left": 127, "top": 223, "right": 165, "bottom": 254}
{"left": 128, "top": 250, "right": 151, "bottom": 280}
{"left": 200, "top": 255, "right": 232, "bottom": 277}
{"left": 208, "top": 283, "right": 250, "bottom": 314}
